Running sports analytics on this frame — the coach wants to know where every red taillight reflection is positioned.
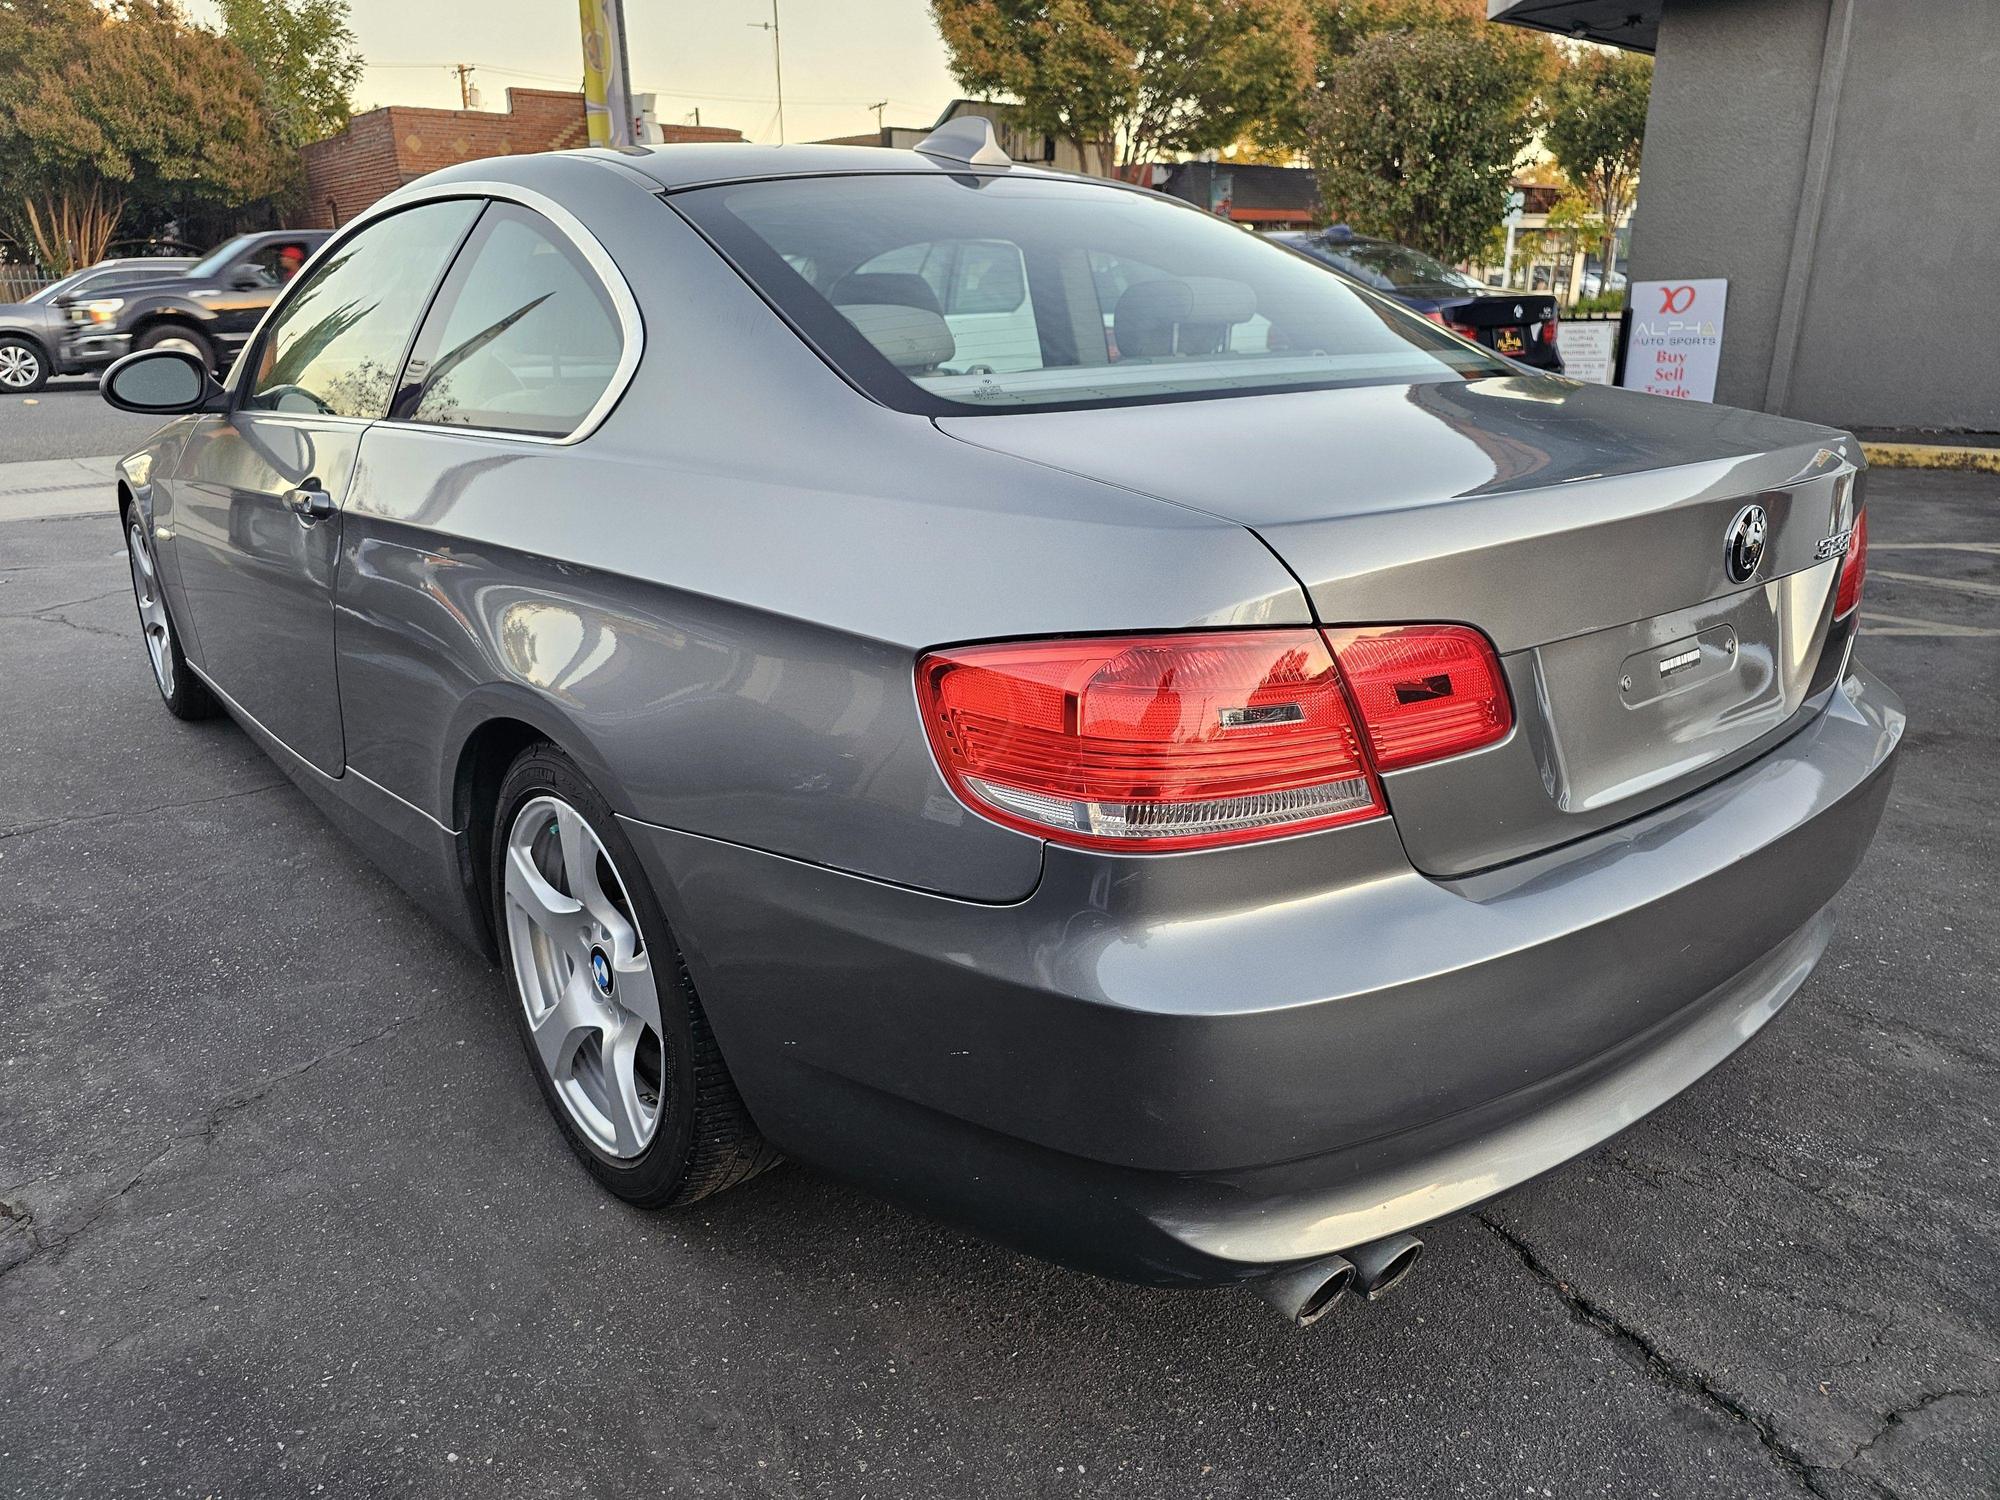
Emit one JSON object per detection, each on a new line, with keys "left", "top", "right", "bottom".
{"left": 917, "top": 623, "right": 1516, "bottom": 852}
{"left": 1326, "top": 626, "right": 1513, "bottom": 771}
{"left": 1834, "top": 509, "right": 1868, "bottom": 619}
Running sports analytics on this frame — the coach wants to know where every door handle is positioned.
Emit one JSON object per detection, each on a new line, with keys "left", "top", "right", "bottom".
{"left": 286, "top": 483, "right": 334, "bottom": 522}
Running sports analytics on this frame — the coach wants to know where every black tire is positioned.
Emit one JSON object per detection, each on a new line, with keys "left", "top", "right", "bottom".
{"left": 123, "top": 507, "right": 220, "bottom": 721}
{"left": 133, "top": 322, "right": 218, "bottom": 371}
{"left": 490, "top": 742, "right": 777, "bottom": 1207}
{"left": 0, "top": 334, "right": 50, "bottom": 394}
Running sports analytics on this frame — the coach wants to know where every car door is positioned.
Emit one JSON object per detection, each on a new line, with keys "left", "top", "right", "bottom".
{"left": 168, "top": 200, "right": 481, "bottom": 774}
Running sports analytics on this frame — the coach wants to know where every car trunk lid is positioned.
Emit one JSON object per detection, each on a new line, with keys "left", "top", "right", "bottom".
{"left": 937, "top": 375, "right": 1863, "bottom": 874}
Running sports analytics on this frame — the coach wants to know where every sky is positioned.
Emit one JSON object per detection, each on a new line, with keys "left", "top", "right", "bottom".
{"left": 184, "top": 0, "right": 965, "bottom": 145}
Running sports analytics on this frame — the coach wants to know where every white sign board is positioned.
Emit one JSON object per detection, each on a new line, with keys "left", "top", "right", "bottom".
{"left": 1622, "top": 279, "right": 1728, "bottom": 401}
{"left": 1559, "top": 321, "right": 1616, "bottom": 384}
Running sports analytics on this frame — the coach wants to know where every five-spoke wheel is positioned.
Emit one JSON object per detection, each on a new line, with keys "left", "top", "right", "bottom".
{"left": 504, "top": 794, "right": 665, "bottom": 1159}
{"left": 491, "top": 744, "right": 775, "bottom": 1206}
{"left": 123, "top": 513, "right": 216, "bottom": 720}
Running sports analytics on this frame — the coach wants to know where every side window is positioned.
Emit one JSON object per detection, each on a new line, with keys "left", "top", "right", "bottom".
{"left": 405, "top": 203, "right": 624, "bottom": 439}
{"left": 243, "top": 202, "right": 479, "bottom": 419}
{"left": 236, "top": 239, "right": 317, "bottom": 289}
{"left": 945, "top": 241, "right": 1025, "bottom": 315}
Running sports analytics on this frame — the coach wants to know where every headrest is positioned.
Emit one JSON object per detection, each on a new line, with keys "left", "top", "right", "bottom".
{"left": 830, "top": 271, "right": 943, "bottom": 317}
{"left": 1114, "top": 277, "right": 1258, "bottom": 358}
{"left": 840, "top": 303, "right": 956, "bottom": 372}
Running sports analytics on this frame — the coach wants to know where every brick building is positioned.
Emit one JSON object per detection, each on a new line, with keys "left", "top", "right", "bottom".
{"left": 302, "top": 88, "right": 744, "bottom": 229}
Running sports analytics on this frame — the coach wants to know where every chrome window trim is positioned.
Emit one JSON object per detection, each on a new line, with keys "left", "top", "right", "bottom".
{"left": 225, "top": 178, "right": 645, "bottom": 448}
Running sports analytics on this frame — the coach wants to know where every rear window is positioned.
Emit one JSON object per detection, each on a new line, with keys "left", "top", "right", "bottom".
{"left": 676, "top": 174, "right": 1505, "bottom": 415}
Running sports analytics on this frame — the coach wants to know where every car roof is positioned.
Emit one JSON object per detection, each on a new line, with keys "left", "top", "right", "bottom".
{"left": 573, "top": 142, "right": 1076, "bottom": 193}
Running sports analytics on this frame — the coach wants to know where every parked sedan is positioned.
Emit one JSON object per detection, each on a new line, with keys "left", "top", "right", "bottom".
{"left": 63, "top": 228, "right": 328, "bottom": 377}
{"left": 101, "top": 127, "right": 1897, "bottom": 1326}
{"left": 1270, "top": 224, "right": 1564, "bottom": 371}
{"left": 0, "top": 257, "right": 194, "bottom": 392}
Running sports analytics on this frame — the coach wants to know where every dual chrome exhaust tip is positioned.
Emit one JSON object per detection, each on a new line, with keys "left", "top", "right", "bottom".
{"left": 1254, "top": 1232, "right": 1424, "bottom": 1328}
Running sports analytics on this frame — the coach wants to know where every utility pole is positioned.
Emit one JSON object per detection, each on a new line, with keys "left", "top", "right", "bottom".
{"left": 748, "top": 1, "right": 784, "bottom": 144}
{"left": 451, "top": 63, "right": 476, "bottom": 110}
{"left": 686, "top": 107, "right": 701, "bottom": 127}
{"left": 868, "top": 100, "right": 888, "bottom": 132}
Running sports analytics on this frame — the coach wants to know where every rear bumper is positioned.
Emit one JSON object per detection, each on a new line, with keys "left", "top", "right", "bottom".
{"left": 624, "top": 664, "right": 1903, "bottom": 1286}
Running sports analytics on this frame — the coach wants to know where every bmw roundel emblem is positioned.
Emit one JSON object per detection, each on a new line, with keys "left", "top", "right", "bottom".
{"left": 589, "top": 947, "right": 614, "bottom": 997}
{"left": 1724, "top": 504, "right": 1769, "bottom": 584}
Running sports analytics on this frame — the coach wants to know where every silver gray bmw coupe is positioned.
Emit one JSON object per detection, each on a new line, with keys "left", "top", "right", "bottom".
{"left": 101, "top": 120, "right": 1901, "bottom": 1325}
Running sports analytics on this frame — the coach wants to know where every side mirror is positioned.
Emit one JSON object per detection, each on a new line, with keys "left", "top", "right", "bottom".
{"left": 100, "top": 349, "right": 224, "bottom": 415}
{"left": 230, "top": 268, "right": 262, "bottom": 290}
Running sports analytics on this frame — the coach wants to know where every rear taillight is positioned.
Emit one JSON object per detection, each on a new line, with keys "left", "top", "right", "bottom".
{"left": 917, "top": 625, "right": 1513, "bottom": 852}
{"left": 1421, "top": 309, "right": 1480, "bottom": 340}
{"left": 1834, "top": 508, "right": 1868, "bottom": 618}
{"left": 916, "top": 631, "right": 1381, "bottom": 851}
{"left": 1326, "top": 626, "right": 1513, "bottom": 771}
{"left": 1540, "top": 318, "right": 1559, "bottom": 346}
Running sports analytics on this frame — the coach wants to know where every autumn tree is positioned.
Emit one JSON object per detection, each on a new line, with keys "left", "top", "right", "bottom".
{"left": 930, "top": 0, "right": 1315, "bottom": 176}
{"left": 1305, "top": 17, "right": 1551, "bottom": 264}
{"left": 217, "top": 0, "right": 364, "bottom": 151}
{"left": 1542, "top": 45, "right": 1650, "bottom": 286}
{"left": 0, "top": 1, "right": 287, "bottom": 269}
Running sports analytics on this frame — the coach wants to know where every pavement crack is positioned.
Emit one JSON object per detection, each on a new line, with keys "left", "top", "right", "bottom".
{"left": 1842, "top": 1386, "right": 1989, "bottom": 1474}
{"left": 6, "top": 586, "right": 127, "bottom": 616}
{"left": 24, "top": 606, "right": 127, "bottom": 640}
{"left": 1477, "top": 1212, "right": 1855, "bottom": 1498}
{"left": 0, "top": 1018, "right": 413, "bottom": 1285}
{"left": 0, "top": 780, "right": 288, "bottom": 841}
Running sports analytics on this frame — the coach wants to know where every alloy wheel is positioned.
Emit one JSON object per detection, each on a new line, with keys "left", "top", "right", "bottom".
{"left": 150, "top": 334, "right": 203, "bottom": 358}
{"left": 126, "top": 520, "right": 175, "bottom": 697}
{"left": 0, "top": 343, "right": 41, "bottom": 389}
{"left": 504, "top": 796, "right": 665, "bottom": 1159}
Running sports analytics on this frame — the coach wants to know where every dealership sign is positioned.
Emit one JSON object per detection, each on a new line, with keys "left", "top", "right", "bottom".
{"left": 1623, "top": 279, "right": 1728, "bottom": 401}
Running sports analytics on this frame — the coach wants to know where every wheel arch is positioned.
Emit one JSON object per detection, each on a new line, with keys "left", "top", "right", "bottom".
{"left": 444, "top": 687, "right": 645, "bottom": 959}
{"left": 128, "top": 307, "right": 214, "bottom": 347}
{"left": 0, "top": 327, "right": 53, "bottom": 364}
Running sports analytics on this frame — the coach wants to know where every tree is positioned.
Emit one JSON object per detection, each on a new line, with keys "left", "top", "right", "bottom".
{"left": 0, "top": 1, "right": 286, "bottom": 268}
{"left": 1305, "top": 22, "right": 1549, "bottom": 264}
{"left": 930, "top": 0, "right": 1315, "bottom": 176}
{"left": 1542, "top": 46, "right": 1650, "bottom": 285}
{"left": 217, "top": 0, "right": 363, "bottom": 150}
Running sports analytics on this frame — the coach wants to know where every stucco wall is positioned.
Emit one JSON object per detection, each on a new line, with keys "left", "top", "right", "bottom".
{"left": 1630, "top": 0, "right": 2000, "bottom": 431}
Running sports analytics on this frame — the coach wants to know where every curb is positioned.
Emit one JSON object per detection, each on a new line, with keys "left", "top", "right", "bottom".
{"left": 1861, "top": 441, "right": 2000, "bottom": 473}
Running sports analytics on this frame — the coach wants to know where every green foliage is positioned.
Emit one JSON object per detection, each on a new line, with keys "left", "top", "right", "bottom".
{"left": 930, "top": 0, "right": 1315, "bottom": 174}
{"left": 1306, "top": 21, "right": 1550, "bottom": 264}
{"left": 217, "top": 0, "right": 363, "bottom": 150}
{"left": 0, "top": 1, "right": 288, "bottom": 265}
{"left": 1543, "top": 46, "right": 1650, "bottom": 279}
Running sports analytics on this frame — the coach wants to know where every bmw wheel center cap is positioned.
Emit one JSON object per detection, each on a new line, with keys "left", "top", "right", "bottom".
{"left": 589, "top": 947, "right": 615, "bottom": 997}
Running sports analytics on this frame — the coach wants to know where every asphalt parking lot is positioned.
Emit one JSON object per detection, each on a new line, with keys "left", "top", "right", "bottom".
{"left": 0, "top": 399, "right": 1994, "bottom": 1494}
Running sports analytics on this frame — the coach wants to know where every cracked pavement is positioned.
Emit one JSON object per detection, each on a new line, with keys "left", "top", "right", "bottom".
{"left": 1, "top": 470, "right": 1995, "bottom": 1498}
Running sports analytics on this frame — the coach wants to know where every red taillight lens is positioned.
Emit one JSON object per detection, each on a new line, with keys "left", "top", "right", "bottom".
{"left": 1325, "top": 626, "right": 1513, "bottom": 772}
{"left": 916, "top": 630, "right": 1383, "bottom": 851}
{"left": 1834, "top": 508, "right": 1867, "bottom": 618}
{"left": 1540, "top": 317, "right": 1559, "bottom": 346}
{"left": 1421, "top": 309, "right": 1480, "bottom": 340}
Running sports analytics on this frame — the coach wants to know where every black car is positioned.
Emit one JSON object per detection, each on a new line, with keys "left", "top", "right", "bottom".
{"left": 62, "top": 229, "right": 329, "bottom": 376}
{"left": 0, "top": 257, "right": 196, "bottom": 393}
{"left": 1270, "top": 225, "right": 1564, "bottom": 372}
